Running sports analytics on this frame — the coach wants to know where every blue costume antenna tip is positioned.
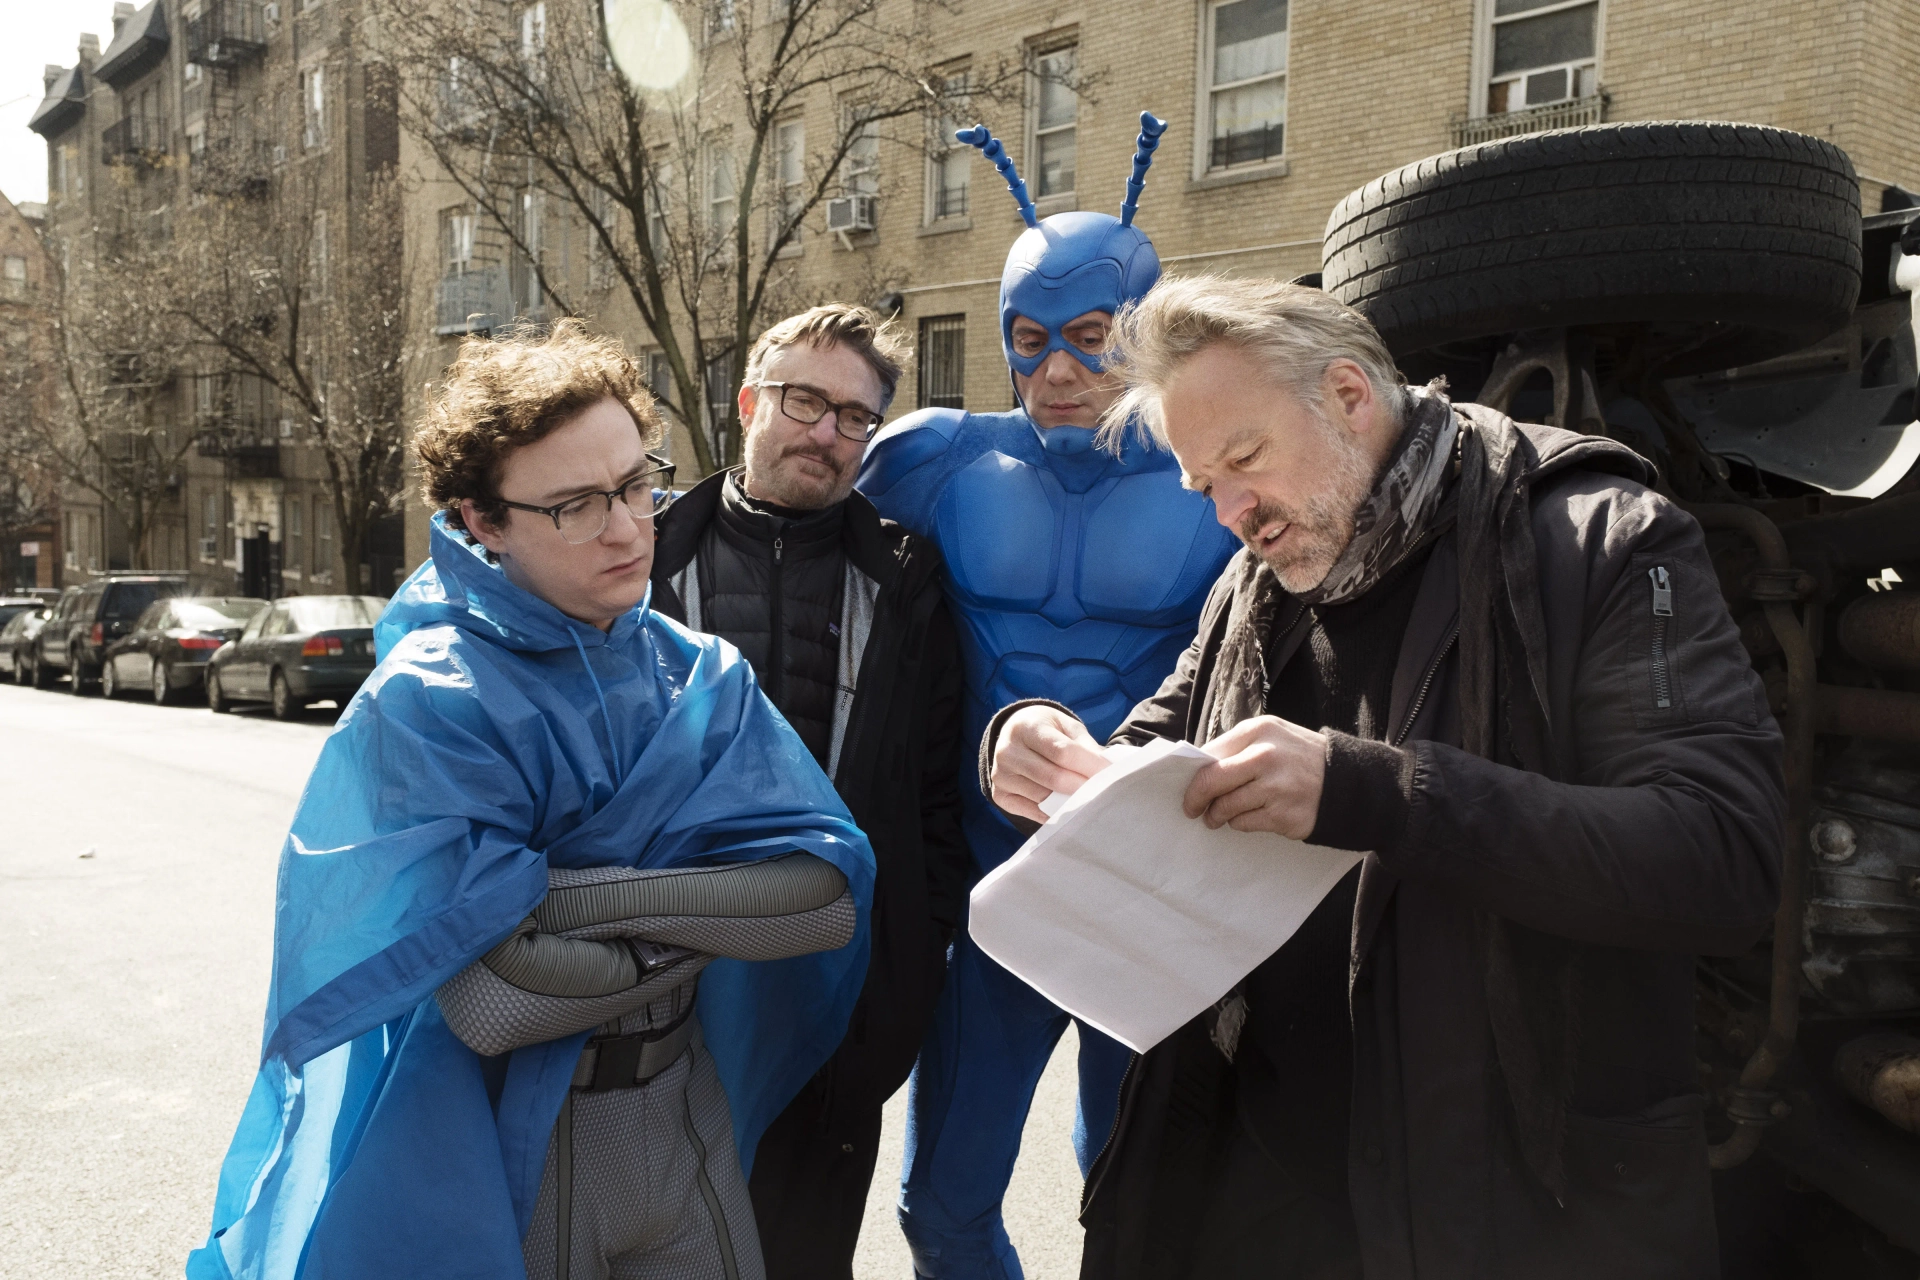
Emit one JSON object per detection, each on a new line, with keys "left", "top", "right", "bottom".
{"left": 958, "top": 124, "right": 1039, "bottom": 230}
{"left": 1119, "top": 112, "right": 1168, "bottom": 229}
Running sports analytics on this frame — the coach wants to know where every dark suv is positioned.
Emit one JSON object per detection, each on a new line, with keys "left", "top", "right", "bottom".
{"left": 30, "top": 575, "right": 193, "bottom": 693}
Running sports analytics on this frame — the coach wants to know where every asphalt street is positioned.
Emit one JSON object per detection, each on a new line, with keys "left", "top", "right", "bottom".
{"left": 0, "top": 679, "right": 1087, "bottom": 1279}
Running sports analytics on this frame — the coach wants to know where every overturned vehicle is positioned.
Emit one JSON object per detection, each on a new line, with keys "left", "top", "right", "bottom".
{"left": 1322, "top": 122, "right": 1920, "bottom": 1274}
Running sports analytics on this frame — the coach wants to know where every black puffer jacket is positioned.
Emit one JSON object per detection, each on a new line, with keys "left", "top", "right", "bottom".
{"left": 685, "top": 476, "right": 847, "bottom": 763}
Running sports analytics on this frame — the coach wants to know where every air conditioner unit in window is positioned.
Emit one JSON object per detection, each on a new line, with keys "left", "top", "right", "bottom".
{"left": 826, "top": 194, "right": 877, "bottom": 234}
{"left": 272, "top": 144, "right": 288, "bottom": 165}
{"left": 199, "top": 537, "right": 218, "bottom": 562}
{"left": 264, "top": 1, "right": 280, "bottom": 22}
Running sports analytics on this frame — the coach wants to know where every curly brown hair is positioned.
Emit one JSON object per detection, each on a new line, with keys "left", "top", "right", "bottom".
{"left": 415, "top": 318, "right": 666, "bottom": 539}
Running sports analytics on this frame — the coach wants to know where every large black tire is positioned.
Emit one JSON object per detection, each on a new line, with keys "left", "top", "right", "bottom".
{"left": 207, "top": 668, "right": 231, "bottom": 714}
{"left": 28, "top": 653, "right": 51, "bottom": 690}
{"left": 1321, "top": 122, "right": 1862, "bottom": 358}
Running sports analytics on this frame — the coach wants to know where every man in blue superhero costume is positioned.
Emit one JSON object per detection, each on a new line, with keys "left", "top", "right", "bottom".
{"left": 858, "top": 115, "right": 1240, "bottom": 1278}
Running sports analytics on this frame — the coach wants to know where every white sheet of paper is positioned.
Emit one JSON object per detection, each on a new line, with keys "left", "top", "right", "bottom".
{"left": 971, "top": 736, "right": 1364, "bottom": 1054}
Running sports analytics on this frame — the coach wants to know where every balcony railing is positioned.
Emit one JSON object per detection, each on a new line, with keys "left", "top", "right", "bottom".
{"left": 189, "top": 138, "right": 273, "bottom": 197}
{"left": 1209, "top": 124, "right": 1285, "bottom": 172}
{"left": 933, "top": 184, "right": 969, "bottom": 220}
{"left": 187, "top": 0, "right": 268, "bottom": 67}
{"left": 436, "top": 268, "right": 515, "bottom": 335}
{"left": 102, "top": 116, "right": 169, "bottom": 168}
{"left": 1451, "top": 93, "right": 1607, "bottom": 149}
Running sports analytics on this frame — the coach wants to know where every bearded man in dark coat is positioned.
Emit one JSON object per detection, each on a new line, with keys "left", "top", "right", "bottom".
{"left": 985, "top": 276, "right": 1785, "bottom": 1280}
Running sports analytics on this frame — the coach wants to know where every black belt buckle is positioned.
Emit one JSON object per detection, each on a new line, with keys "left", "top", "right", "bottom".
{"left": 582, "top": 1009, "right": 692, "bottom": 1092}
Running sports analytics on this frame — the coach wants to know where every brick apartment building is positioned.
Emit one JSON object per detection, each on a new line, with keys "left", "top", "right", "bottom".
{"left": 27, "top": 0, "right": 406, "bottom": 596}
{"left": 398, "top": 0, "right": 1920, "bottom": 569}
{"left": 0, "top": 191, "right": 57, "bottom": 589}
{"left": 30, "top": 0, "right": 1913, "bottom": 578}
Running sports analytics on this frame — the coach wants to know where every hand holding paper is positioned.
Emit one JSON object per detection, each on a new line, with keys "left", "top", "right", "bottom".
{"left": 989, "top": 703, "right": 1113, "bottom": 825}
{"left": 972, "top": 734, "right": 1362, "bottom": 1053}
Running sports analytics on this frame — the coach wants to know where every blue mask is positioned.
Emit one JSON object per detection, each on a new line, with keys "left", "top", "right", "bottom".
{"left": 959, "top": 113, "right": 1168, "bottom": 402}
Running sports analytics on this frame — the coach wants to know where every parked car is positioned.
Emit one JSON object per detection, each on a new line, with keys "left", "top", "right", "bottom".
{"left": 30, "top": 574, "right": 193, "bottom": 693}
{"left": 206, "top": 595, "right": 387, "bottom": 719}
{"left": 100, "top": 596, "right": 267, "bottom": 704}
{"left": 0, "top": 605, "right": 48, "bottom": 682}
{"left": 0, "top": 596, "right": 44, "bottom": 631}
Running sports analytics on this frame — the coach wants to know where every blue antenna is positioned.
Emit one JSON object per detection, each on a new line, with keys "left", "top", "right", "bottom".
{"left": 957, "top": 125, "right": 1039, "bottom": 229}
{"left": 1119, "top": 112, "right": 1168, "bottom": 228}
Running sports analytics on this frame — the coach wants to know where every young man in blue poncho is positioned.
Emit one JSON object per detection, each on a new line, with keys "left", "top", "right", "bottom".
{"left": 188, "top": 320, "right": 876, "bottom": 1280}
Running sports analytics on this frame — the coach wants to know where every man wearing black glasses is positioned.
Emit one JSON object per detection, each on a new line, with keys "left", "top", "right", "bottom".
{"left": 650, "top": 303, "right": 970, "bottom": 1279}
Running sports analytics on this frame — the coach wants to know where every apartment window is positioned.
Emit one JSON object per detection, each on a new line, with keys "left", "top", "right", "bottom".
{"left": 443, "top": 208, "right": 477, "bottom": 276}
{"left": 918, "top": 316, "right": 966, "bottom": 410}
{"left": 646, "top": 352, "right": 675, "bottom": 459}
{"left": 520, "top": 2, "right": 547, "bottom": 58}
{"left": 1486, "top": 0, "right": 1599, "bottom": 113}
{"left": 56, "top": 144, "right": 83, "bottom": 199}
{"left": 301, "top": 66, "right": 327, "bottom": 150}
{"left": 926, "top": 71, "right": 971, "bottom": 221}
{"left": 844, "top": 111, "right": 879, "bottom": 197}
{"left": 516, "top": 188, "right": 544, "bottom": 308}
{"left": 646, "top": 158, "right": 675, "bottom": 258}
{"left": 705, "top": 351, "right": 734, "bottom": 457}
{"left": 707, "top": 142, "right": 736, "bottom": 257}
{"left": 772, "top": 119, "right": 805, "bottom": 242}
{"left": 1030, "top": 44, "right": 1077, "bottom": 198}
{"left": 310, "top": 211, "right": 330, "bottom": 298}
{"left": 285, "top": 498, "right": 305, "bottom": 576}
{"left": 1204, "top": 0, "right": 1288, "bottom": 170}
{"left": 705, "top": 0, "right": 737, "bottom": 41}
{"left": 313, "top": 503, "right": 334, "bottom": 581}
{"left": 2, "top": 256, "right": 26, "bottom": 299}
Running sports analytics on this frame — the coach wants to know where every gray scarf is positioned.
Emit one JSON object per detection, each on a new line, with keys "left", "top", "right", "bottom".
{"left": 1292, "top": 383, "right": 1458, "bottom": 607}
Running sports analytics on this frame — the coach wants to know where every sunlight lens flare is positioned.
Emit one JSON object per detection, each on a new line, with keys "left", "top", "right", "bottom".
{"left": 603, "top": 0, "right": 693, "bottom": 91}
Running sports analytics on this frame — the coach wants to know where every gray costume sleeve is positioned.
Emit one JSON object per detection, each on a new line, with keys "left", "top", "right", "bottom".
{"left": 437, "top": 853, "right": 855, "bottom": 1055}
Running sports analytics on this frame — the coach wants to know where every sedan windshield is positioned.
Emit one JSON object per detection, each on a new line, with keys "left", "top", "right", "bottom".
{"left": 287, "top": 596, "right": 387, "bottom": 631}
{"left": 175, "top": 600, "right": 264, "bottom": 631}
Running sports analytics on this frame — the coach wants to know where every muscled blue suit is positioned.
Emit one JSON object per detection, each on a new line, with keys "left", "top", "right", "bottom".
{"left": 860, "top": 411, "right": 1238, "bottom": 1277}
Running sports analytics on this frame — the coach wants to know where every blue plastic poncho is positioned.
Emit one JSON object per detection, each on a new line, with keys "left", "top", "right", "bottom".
{"left": 188, "top": 514, "right": 875, "bottom": 1280}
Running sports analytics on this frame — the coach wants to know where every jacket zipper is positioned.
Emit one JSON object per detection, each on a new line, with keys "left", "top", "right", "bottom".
{"left": 768, "top": 534, "right": 785, "bottom": 703}
{"left": 1648, "top": 565, "right": 1674, "bottom": 710}
{"left": 1392, "top": 628, "right": 1458, "bottom": 747}
{"left": 1079, "top": 1052, "right": 1138, "bottom": 1216}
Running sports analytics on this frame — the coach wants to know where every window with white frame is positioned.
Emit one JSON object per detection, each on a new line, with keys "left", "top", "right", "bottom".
{"left": 314, "top": 502, "right": 334, "bottom": 581}
{"left": 705, "top": 0, "right": 736, "bottom": 42}
{"left": 1030, "top": 43, "right": 1077, "bottom": 199}
{"left": 647, "top": 158, "right": 675, "bottom": 259}
{"left": 300, "top": 65, "right": 326, "bottom": 150}
{"left": 844, "top": 109, "right": 879, "bottom": 197}
{"left": 516, "top": 188, "right": 545, "bottom": 312}
{"left": 309, "top": 210, "right": 329, "bottom": 298}
{"left": 646, "top": 352, "right": 675, "bottom": 458}
{"left": 1484, "top": 0, "right": 1598, "bottom": 114}
{"left": 706, "top": 141, "right": 736, "bottom": 257}
{"left": 1203, "top": 0, "right": 1288, "bottom": 171}
{"left": 285, "top": 497, "right": 305, "bottom": 576}
{"left": 773, "top": 118, "right": 805, "bottom": 243}
{"left": 520, "top": 2, "right": 547, "bottom": 59}
{"left": 918, "top": 315, "right": 966, "bottom": 410}
{"left": 704, "top": 350, "right": 734, "bottom": 457}
{"left": 443, "top": 207, "right": 477, "bottom": 277}
{"left": 926, "top": 69, "right": 971, "bottom": 221}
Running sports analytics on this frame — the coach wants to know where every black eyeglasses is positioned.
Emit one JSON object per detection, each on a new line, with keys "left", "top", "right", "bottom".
{"left": 496, "top": 455, "right": 676, "bottom": 544}
{"left": 755, "top": 381, "right": 886, "bottom": 442}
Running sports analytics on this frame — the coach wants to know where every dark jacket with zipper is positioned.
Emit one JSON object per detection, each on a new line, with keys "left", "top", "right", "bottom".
{"left": 651, "top": 470, "right": 969, "bottom": 1275}
{"left": 983, "top": 415, "right": 1785, "bottom": 1279}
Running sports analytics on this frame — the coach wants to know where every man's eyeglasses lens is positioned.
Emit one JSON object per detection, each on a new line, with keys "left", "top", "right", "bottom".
{"left": 779, "top": 385, "right": 881, "bottom": 441}
{"left": 554, "top": 471, "right": 672, "bottom": 544}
